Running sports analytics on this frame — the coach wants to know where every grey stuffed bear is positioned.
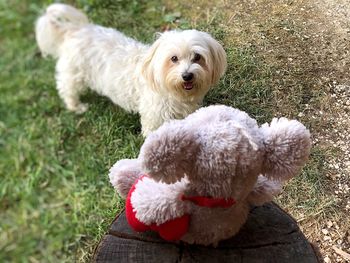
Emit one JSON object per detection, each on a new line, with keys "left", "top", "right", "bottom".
{"left": 109, "top": 105, "right": 311, "bottom": 246}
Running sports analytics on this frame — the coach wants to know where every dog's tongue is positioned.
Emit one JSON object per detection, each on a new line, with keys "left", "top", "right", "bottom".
{"left": 184, "top": 82, "right": 193, "bottom": 90}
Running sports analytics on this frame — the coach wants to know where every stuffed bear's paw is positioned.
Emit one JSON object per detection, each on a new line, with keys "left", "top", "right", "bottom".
{"left": 109, "top": 159, "right": 143, "bottom": 198}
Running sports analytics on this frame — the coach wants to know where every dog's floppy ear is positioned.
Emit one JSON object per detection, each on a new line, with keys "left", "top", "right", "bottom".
{"left": 202, "top": 33, "right": 227, "bottom": 86}
{"left": 261, "top": 118, "right": 311, "bottom": 181}
{"left": 141, "top": 34, "right": 162, "bottom": 92}
{"left": 139, "top": 121, "right": 199, "bottom": 184}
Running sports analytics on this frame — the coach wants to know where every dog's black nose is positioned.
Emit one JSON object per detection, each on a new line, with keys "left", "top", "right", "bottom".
{"left": 182, "top": 72, "right": 194, "bottom": 81}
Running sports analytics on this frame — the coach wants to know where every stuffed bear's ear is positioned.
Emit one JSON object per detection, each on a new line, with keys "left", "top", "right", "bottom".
{"left": 261, "top": 118, "right": 311, "bottom": 181}
{"left": 139, "top": 121, "right": 199, "bottom": 184}
{"left": 109, "top": 159, "right": 143, "bottom": 198}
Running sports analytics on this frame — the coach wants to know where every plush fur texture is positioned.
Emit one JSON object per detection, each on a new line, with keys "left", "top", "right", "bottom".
{"left": 35, "top": 4, "right": 227, "bottom": 136}
{"left": 130, "top": 176, "right": 190, "bottom": 225}
{"left": 109, "top": 105, "right": 311, "bottom": 246}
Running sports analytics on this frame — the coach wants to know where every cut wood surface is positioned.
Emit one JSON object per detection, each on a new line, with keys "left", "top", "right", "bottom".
{"left": 94, "top": 203, "right": 320, "bottom": 263}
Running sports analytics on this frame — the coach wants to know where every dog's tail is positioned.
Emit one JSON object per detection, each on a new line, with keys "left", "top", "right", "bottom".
{"left": 35, "top": 3, "right": 89, "bottom": 58}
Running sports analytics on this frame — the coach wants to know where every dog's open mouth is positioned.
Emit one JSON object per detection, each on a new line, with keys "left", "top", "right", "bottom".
{"left": 183, "top": 82, "right": 194, "bottom": 90}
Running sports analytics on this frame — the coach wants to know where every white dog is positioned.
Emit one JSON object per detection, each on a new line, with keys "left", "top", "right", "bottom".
{"left": 35, "top": 4, "right": 227, "bottom": 136}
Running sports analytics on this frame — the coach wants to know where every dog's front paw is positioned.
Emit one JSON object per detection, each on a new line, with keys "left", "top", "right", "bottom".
{"left": 67, "top": 103, "right": 89, "bottom": 114}
{"left": 75, "top": 103, "right": 89, "bottom": 114}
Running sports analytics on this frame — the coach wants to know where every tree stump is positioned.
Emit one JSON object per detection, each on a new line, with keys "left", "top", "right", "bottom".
{"left": 93, "top": 202, "right": 320, "bottom": 263}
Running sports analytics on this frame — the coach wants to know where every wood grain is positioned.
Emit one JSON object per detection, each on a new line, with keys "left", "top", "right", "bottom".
{"left": 94, "top": 203, "right": 319, "bottom": 263}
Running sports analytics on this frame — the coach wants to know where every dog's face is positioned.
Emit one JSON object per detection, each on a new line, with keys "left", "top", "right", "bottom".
{"left": 142, "top": 30, "right": 227, "bottom": 102}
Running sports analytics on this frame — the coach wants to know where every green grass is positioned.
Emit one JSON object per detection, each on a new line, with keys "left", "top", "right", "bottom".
{"left": 0, "top": 1, "right": 146, "bottom": 261}
{"left": 0, "top": 0, "right": 328, "bottom": 262}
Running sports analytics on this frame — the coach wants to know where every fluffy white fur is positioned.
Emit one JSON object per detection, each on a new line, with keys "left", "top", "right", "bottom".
{"left": 35, "top": 3, "right": 227, "bottom": 136}
{"left": 131, "top": 176, "right": 190, "bottom": 225}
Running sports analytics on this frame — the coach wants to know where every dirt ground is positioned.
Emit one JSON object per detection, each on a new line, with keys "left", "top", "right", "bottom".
{"left": 226, "top": 1, "right": 350, "bottom": 261}
{"left": 170, "top": 0, "right": 350, "bottom": 261}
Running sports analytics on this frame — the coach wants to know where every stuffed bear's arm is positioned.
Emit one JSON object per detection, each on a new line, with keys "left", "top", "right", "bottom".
{"left": 247, "top": 175, "right": 282, "bottom": 206}
{"left": 130, "top": 176, "right": 190, "bottom": 225}
{"left": 109, "top": 159, "right": 144, "bottom": 198}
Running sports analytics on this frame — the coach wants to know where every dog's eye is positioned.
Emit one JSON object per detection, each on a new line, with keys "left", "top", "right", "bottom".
{"left": 193, "top": 53, "right": 201, "bottom": 62}
{"left": 171, "top": 56, "right": 178, "bottom": 63}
